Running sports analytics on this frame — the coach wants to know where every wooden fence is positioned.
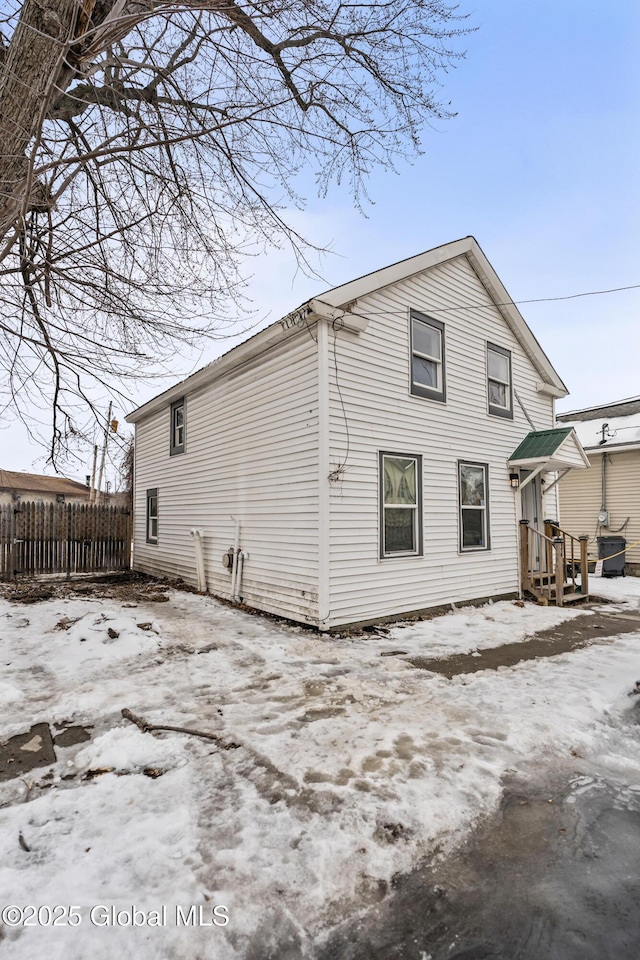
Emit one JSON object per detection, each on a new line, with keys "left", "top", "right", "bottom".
{"left": 0, "top": 502, "right": 132, "bottom": 580}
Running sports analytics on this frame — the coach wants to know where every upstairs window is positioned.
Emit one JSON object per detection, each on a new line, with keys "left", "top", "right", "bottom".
{"left": 170, "top": 397, "right": 185, "bottom": 455}
{"left": 458, "top": 462, "right": 490, "bottom": 551}
{"left": 487, "top": 343, "right": 513, "bottom": 419}
{"left": 410, "top": 311, "right": 446, "bottom": 402}
{"left": 146, "top": 488, "right": 158, "bottom": 544}
{"left": 380, "top": 453, "right": 423, "bottom": 558}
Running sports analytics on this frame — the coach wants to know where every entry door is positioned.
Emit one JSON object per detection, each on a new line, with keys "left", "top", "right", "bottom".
{"left": 521, "top": 472, "right": 543, "bottom": 570}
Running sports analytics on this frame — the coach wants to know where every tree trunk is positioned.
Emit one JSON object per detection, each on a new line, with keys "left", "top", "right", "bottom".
{"left": 0, "top": 0, "right": 82, "bottom": 234}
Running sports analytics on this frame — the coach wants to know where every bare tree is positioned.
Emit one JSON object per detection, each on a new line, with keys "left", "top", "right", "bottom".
{"left": 0, "top": 0, "right": 468, "bottom": 463}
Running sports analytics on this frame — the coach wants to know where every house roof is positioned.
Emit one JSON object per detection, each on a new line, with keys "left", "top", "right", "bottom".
{"left": 127, "top": 236, "right": 568, "bottom": 424}
{"left": 508, "top": 428, "right": 590, "bottom": 471}
{"left": 0, "top": 470, "right": 90, "bottom": 497}
{"left": 557, "top": 396, "right": 640, "bottom": 452}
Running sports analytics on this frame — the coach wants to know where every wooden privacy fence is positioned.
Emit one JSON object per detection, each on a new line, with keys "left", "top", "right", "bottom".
{"left": 0, "top": 502, "right": 132, "bottom": 580}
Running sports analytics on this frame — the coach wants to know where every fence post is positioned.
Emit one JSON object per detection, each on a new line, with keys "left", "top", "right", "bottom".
{"left": 66, "top": 504, "right": 72, "bottom": 579}
{"left": 519, "top": 519, "right": 529, "bottom": 596}
{"left": 579, "top": 535, "right": 589, "bottom": 597}
{"left": 553, "top": 536, "right": 565, "bottom": 607}
{"left": 10, "top": 503, "right": 18, "bottom": 579}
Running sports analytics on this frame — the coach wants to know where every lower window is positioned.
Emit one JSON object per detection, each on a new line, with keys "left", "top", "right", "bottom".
{"left": 380, "top": 452, "right": 422, "bottom": 558}
{"left": 146, "top": 488, "right": 158, "bottom": 544}
{"left": 458, "top": 462, "right": 490, "bottom": 550}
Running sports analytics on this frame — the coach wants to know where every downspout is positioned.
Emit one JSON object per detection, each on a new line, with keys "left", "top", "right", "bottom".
{"left": 236, "top": 550, "right": 246, "bottom": 601}
{"left": 189, "top": 528, "right": 207, "bottom": 592}
{"left": 601, "top": 453, "right": 607, "bottom": 515}
{"left": 230, "top": 516, "right": 240, "bottom": 600}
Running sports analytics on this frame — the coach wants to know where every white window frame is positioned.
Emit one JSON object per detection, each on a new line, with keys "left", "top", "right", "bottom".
{"left": 170, "top": 397, "right": 185, "bottom": 455}
{"left": 146, "top": 488, "right": 158, "bottom": 544}
{"left": 458, "top": 461, "right": 490, "bottom": 552}
{"left": 379, "top": 452, "right": 423, "bottom": 559}
{"left": 410, "top": 311, "right": 446, "bottom": 402}
{"left": 487, "top": 343, "right": 513, "bottom": 419}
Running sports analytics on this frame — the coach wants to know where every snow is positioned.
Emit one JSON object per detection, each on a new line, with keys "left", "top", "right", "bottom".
{"left": 562, "top": 410, "right": 640, "bottom": 451}
{"left": 1, "top": 581, "right": 640, "bottom": 957}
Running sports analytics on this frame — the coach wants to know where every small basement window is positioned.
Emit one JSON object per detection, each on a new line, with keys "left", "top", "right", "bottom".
{"left": 458, "top": 462, "right": 490, "bottom": 551}
{"left": 170, "top": 397, "right": 185, "bottom": 455}
{"left": 146, "top": 488, "right": 158, "bottom": 544}
{"left": 380, "top": 452, "right": 423, "bottom": 558}
{"left": 410, "top": 311, "right": 446, "bottom": 402}
{"left": 487, "top": 343, "right": 513, "bottom": 419}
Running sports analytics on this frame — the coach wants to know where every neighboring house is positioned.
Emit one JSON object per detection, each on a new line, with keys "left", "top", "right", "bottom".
{"left": 557, "top": 397, "right": 640, "bottom": 575}
{"left": 127, "top": 236, "right": 589, "bottom": 629}
{"left": 0, "top": 470, "right": 91, "bottom": 506}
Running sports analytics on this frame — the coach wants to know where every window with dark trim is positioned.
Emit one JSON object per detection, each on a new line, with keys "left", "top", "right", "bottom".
{"left": 170, "top": 397, "right": 185, "bottom": 455}
{"left": 410, "top": 310, "right": 446, "bottom": 402}
{"left": 146, "top": 488, "right": 158, "bottom": 544}
{"left": 487, "top": 343, "right": 513, "bottom": 419}
{"left": 379, "top": 452, "right": 423, "bottom": 558}
{"left": 458, "top": 462, "right": 490, "bottom": 551}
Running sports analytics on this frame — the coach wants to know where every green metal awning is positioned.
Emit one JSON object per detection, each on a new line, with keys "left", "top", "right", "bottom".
{"left": 508, "top": 427, "right": 590, "bottom": 471}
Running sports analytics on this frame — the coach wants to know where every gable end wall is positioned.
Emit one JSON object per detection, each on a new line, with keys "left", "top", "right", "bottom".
{"left": 325, "top": 255, "right": 556, "bottom": 627}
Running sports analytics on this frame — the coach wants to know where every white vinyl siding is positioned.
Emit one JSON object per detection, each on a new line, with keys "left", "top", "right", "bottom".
{"left": 133, "top": 330, "right": 320, "bottom": 623}
{"left": 325, "top": 254, "right": 555, "bottom": 628}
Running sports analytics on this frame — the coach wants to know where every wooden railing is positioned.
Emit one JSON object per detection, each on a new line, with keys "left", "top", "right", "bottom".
{"left": 519, "top": 519, "right": 589, "bottom": 606}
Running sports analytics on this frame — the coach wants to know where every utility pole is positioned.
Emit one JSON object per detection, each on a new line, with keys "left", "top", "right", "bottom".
{"left": 89, "top": 444, "right": 98, "bottom": 504}
{"left": 95, "top": 402, "right": 112, "bottom": 505}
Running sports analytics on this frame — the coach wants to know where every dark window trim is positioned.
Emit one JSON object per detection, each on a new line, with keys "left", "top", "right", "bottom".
{"left": 410, "top": 310, "right": 446, "bottom": 403}
{"left": 458, "top": 460, "right": 491, "bottom": 553}
{"left": 146, "top": 487, "right": 158, "bottom": 544}
{"left": 170, "top": 397, "right": 186, "bottom": 456}
{"left": 379, "top": 451, "right": 424, "bottom": 560}
{"left": 487, "top": 342, "right": 513, "bottom": 420}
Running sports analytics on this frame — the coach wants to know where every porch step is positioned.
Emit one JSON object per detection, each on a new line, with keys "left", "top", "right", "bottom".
{"left": 562, "top": 591, "right": 589, "bottom": 605}
{"left": 524, "top": 582, "right": 589, "bottom": 606}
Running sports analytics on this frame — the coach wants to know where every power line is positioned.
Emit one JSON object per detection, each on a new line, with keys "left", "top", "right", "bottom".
{"left": 315, "top": 280, "right": 640, "bottom": 319}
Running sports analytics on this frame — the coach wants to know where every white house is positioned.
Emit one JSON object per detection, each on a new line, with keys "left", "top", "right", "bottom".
{"left": 127, "top": 237, "right": 589, "bottom": 629}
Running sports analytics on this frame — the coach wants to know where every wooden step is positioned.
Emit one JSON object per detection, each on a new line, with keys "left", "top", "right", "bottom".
{"left": 562, "top": 592, "right": 589, "bottom": 605}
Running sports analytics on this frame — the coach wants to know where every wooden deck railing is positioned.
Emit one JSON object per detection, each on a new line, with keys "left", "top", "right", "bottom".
{"left": 519, "top": 519, "right": 588, "bottom": 606}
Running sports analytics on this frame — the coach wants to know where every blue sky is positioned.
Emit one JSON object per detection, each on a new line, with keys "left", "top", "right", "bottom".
{"left": 3, "top": 0, "right": 639, "bottom": 478}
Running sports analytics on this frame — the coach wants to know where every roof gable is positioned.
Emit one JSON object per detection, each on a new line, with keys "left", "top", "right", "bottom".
{"left": 127, "top": 236, "right": 568, "bottom": 424}
{"left": 317, "top": 236, "right": 567, "bottom": 396}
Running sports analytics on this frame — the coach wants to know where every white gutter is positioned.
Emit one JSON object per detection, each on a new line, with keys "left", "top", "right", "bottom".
{"left": 581, "top": 442, "right": 640, "bottom": 456}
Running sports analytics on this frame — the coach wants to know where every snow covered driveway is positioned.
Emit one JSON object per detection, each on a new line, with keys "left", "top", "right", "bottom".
{"left": 1, "top": 578, "right": 640, "bottom": 958}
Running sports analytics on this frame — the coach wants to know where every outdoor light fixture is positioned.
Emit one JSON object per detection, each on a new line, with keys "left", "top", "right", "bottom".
{"left": 509, "top": 472, "right": 520, "bottom": 489}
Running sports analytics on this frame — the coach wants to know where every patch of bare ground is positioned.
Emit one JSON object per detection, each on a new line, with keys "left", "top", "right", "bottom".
{"left": 409, "top": 606, "right": 640, "bottom": 679}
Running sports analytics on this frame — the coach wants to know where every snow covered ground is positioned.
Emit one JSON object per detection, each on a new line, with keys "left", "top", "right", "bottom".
{"left": 1, "top": 577, "right": 640, "bottom": 958}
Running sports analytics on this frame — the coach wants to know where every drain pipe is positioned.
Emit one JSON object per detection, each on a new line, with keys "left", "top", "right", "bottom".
{"left": 230, "top": 516, "right": 240, "bottom": 600}
{"left": 189, "top": 528, "right": 207, "bottom": 593}
{"left": 236, "top": 550, "right": 246, "bottom": 601}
